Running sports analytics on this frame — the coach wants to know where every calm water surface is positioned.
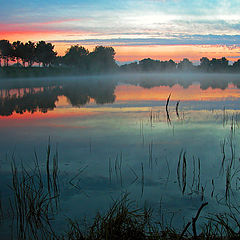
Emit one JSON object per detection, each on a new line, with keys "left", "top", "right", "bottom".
{"left": 1, "top": 73, "right": 240, "bottom": 235}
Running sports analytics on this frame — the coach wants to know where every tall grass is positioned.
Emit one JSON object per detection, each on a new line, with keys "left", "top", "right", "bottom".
{"left": 176, "top": 100, "right": 180, "bottom": 119}
{"left": 10, "top": 143, "right": 59, "bottom": 240}
{"left": 177, "top": 150, "right": 187, "bottom": 195}
{"left": 0, "top": 192, "right": 3, "bottom": 224}
{"left": 165, "top": 93, "right": 171, "bottom": 125}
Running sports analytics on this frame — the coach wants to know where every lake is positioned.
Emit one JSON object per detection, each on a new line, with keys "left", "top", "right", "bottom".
{"left": 1, "top": 73, "right": 240, "bottom": 237}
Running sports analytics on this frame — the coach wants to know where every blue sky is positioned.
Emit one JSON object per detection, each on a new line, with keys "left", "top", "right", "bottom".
{"left": 1, "top": 0, "right": 240, "bottom": 60}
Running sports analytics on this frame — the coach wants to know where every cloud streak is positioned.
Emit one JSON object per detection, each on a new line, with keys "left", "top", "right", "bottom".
{"left": 50, "top": 35, "right": 240, "bottom": 46}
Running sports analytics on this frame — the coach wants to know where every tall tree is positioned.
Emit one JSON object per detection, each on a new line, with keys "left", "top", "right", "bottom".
{"left": 199, "top": 57, "right": 210, "bottom": 72}
{"left": 233, "top": 59, "right": 240, "bottom": 72}
{"left": 177, "top": 58, "right": 194, "bottom": 72}
{"left": 210, "top": 57, "right": 229, "bottom": 72}
{"left": 12, "top": 41, "right": 23, "bottom": 65}
{"left": 63, "top": 45, "right": 89, "bottom": 70}
{"left": 88, "top": 46, "right": 118, "bottom": 73}
{"left": 24, "top": 41, "right": 35, "bottom": 67}
{"left": 0, "top": 40, "right": 13, "bottom": 67}
{"left": 35, "top": 41, "right": 57, "bottom": 67}
{"left": 139, "top": 58, "right": 160, "bottom": 71}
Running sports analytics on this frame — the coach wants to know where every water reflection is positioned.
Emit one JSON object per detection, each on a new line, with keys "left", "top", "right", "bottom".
{"left": 0, "top": 79, "right": 116, "bottom": 116}
{"left": 1, "top": 74, "right": 240, "bottom": 237}
{"left": 1, "top": 74, "right": 240, "bottom": 117}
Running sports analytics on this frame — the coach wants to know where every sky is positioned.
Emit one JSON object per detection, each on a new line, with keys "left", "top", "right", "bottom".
{"left": 1, "top": 0, "right": 240, "bottom": 62}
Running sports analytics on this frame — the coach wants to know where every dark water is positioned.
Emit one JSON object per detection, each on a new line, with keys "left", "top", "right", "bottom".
{"left": 1, "top": 73, "right": 240, "bottom": 236}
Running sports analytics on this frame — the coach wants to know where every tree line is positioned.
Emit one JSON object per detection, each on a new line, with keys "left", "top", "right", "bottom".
{"left": 1, "top": 39, "right": 240, "bottom": 73}
{"left": 0, "top": 40, "right": 56, "bottom": 67}
{"left": 121, "top": 57, "right": 240, "bottom": 73}
{"left": 0, "top": 39, "right": 118, "bottom": 73}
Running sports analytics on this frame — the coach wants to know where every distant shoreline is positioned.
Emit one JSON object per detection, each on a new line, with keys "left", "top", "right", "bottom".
{"left": 1, "top": 66, "right": 240, "bottom": 79}
{"left": 1, "top": 40, "right": 240, "bottom": 78}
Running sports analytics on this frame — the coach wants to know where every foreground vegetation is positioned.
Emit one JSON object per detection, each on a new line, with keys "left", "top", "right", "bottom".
{"left": 1, "top": 141, "right": 240, "bottom": 240}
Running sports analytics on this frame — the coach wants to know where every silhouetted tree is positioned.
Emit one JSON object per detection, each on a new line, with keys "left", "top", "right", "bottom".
{"left": 121, "top": 59, "right": 177, "bottom": 72}
{"left": 0, "top": 40, "right": 13, "bottom": 67}
{"left": 24, "top": 41, "right": 35, "bottom": 67}
{"left": 63, "top": 45, "right": 89, "bottom": 70}
{"left": 35, "top": 41, "right": 57, "bottom": 67}
{"left": 88, "top": 46, "right": 118, "bottom": 73}
{"left": 12, "top": 41, "right": 23, "bottom": 65}
{"left": 177, "top": 58, "right": 194, "bottom": 72}
{"left": 159, "top": 59, "right": 177, "bottom": 72}
{"left": 199, "top": 57, "right": 210, "bottom": 72}
{"left": 232, "top": 59, "right": 240, "bottom": 72}
{"left": 120, "top": 62, "right": 139, "bottom": 72}
{"left": 139, "top": 58, "right": 160, "bottom": 71}
{"left": 210, "top": 57, "right": 229, "bottom": 72}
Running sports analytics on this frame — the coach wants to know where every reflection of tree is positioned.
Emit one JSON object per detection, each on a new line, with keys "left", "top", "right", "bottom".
{"left": 63, "top": 86, "right": 91, "bottom": 107}
{"left": 177, "top": 58, "right": 194, "bottom": 72}
{"left": 2, "top": 75, "right": 240, "bottom": 117}
{"left": 62, "top": 81, "right": 116, "bottom": 106}
{"left": 123, "top": 74, "right": 239, "bottom": 91}
{"left": 139, "top": 78, "right": 176, "bottom": 89}
{"left": 121, "top": 58, "right": 177, "bottom": 72}
{"left": 200, "top": 79, "right": 228, "bottom": 90}
{"left": 0, "top": 80, "right": 117, "bottom": 116}
{"left": 89, "top": 82, "right": 116, "bottom": 104}
{"left": 0, "top": 87, "right": 60, "bottom": 116}
{"left": 88, "top": 46, "right": 118, "bottom": 73}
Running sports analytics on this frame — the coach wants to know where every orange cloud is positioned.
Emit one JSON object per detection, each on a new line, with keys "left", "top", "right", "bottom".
{"left": 0, "top": 20, "right": 94, "bottom": 43}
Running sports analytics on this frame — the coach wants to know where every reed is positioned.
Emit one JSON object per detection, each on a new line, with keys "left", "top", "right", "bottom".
{"left": 8, "top": 141, "right": 60, "bottom": 239}
{"left": 177, "top": 149, "right": 183, "bottom": 191}
{"left": 197, "top": 157, "right": 201, "bottom": 192}
{"left": 177, "top": 149, "right": 187, "bottom": 194}
{"left": 10, "top": 161, "right": 58, "bottom": 239}
{"left": 166, "top": 93, "right": 171, "bottom": 125}
{"left": 219, "top": 139, "right": 226, "bottom": 176}
{"left": 182, "top": 152, "right": 187, "bottom": 195}
{"left": 5, "top": 140, "right": 240, "bottom": 239}
{"left": 149, "top": 108, "right": 153, "bottom": 127}
{"left": 176, "top": 100, "right": 180, "bottom": 119}
{"left": 141, "top": 162, "right": 144, "bottom": 198}
{"left": 225, "top": 165, "right": 231, "bottom": 202}
{"left": 191, "top": 156, "right": 196, "bottom": 192}
{"left": 148, "top": 140, "right": 153, "bottom": 169}
{"left": 0, "top": 192, "right": 3, "bottom": 224}
{"left": 108, "top": 157, "right": 112, "bottom": 183}
{"left": 211, "top": 179, "right": 215, "bottom": 198}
